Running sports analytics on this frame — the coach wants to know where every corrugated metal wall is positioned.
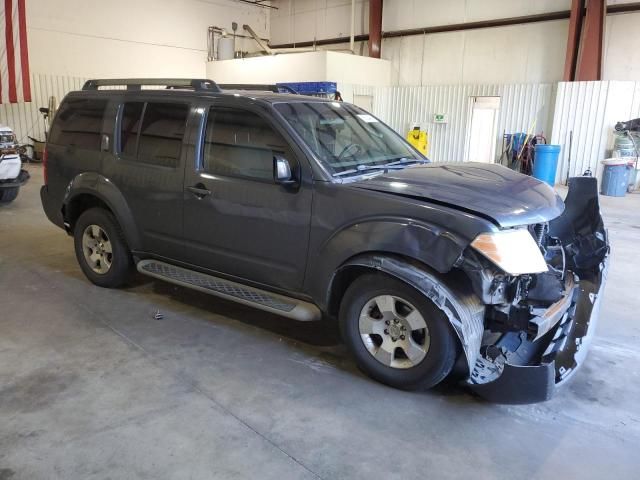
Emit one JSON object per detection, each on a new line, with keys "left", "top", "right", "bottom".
{"left": 346, "top": 81, "right": 640, "bottom": 181}
{"left": 551, "top": 81, "right": 640, "bottom": 182}
{"left": 344, "top": 83, "right": 555, "bottom": 164}
{"left": 0, "top": 74, "right": 86, "bottom": 144}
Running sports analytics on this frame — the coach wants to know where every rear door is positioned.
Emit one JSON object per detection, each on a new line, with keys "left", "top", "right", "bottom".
{"left": 181, "top": 101, "right": 313, "bottom": 292}
{"left": 102, "top": 98, "right": 193, "bottom": 259}
{"left": 46, "top": 96, "right": 108, "bottom": 201}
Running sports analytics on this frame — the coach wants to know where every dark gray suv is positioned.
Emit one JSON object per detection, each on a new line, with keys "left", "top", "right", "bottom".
{"left": 40, "top": 78, "right": 609, "bottom": 403}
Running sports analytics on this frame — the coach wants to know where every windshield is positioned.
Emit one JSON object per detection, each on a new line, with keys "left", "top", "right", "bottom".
{"left": 274, "top": 102, "right": 425, "bottom": 175}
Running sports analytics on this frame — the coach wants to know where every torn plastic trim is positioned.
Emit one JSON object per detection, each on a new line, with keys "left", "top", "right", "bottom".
{"left": 529, "top": 274, "right": 576, "bottom": 341}
{"left": 337, "top": 254, "right": 485, "bottom": 373}
{"left": 467, "top": 176, "right": 609, "bottom": 404}
{"left": 468, "top": 259, "right": 607, "bottom": 404}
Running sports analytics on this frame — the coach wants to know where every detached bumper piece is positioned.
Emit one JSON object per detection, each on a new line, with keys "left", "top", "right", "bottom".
{"left": 0, "top": 169, "right": 30, "bottom": 188}
{"left": 468, "top": 177, "right": 609, "bottom": 404}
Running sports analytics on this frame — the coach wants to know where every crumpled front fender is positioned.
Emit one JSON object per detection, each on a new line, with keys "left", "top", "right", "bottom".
{"left": 336, "top": 254, "right": 485, "bottom": 373}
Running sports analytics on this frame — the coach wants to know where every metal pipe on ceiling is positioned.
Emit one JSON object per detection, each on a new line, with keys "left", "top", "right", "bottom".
{"left": 235, "top": 0, "right": 277, "bottom": 10}
{"left": 607, "top": 1, "right": 640, "bottom": 14}
{"left": 241, "top": 23, "right": 318, "bottom": 56}
{"left": 243, "top": 24, "right": 274, "bottom": 54}
{"left": 350, "top": 0, "right": 356, "bottom": 52}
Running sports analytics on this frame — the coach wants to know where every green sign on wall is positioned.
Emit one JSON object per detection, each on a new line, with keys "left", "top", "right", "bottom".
{"left": 433, "top": 114, "right": 448, "bottom": 124}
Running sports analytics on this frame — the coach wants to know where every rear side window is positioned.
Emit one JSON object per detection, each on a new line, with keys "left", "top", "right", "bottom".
{"left": 49, "top": 98, "right": 107, "bottom": 150}
{"left": 202, "top": 107, "right": 289, "bottom": 181}
{"left": 118, "top": 101, "right": 189, "bottom": 168}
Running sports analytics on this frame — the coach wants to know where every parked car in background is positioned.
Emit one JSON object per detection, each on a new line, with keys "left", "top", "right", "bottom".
{"left": 40, "top": 79, "right": 609, "bottom": 403}
{"left": 0, "top": 125, "right": 30, "bottom": 204}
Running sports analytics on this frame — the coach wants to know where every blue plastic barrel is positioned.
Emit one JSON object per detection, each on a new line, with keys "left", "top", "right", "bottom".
{"left": 533, "top": 144, "right": 561, "bottom": 186}
{"left": 600, "top": 159, "right": 632, "bottom": 197}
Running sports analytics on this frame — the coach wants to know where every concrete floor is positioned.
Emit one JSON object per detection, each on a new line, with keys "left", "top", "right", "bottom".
{"left": 1, "top": 165, "right": 639, "bottom": 480}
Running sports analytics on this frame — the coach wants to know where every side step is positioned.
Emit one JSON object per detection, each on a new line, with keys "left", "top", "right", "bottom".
{"left": 137, "top": 260, "right": 321, "bottom": 321}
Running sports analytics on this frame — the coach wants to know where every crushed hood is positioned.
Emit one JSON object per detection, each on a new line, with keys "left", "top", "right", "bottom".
{"left": 351, "top": 163, "right": 565, "bottom": 228}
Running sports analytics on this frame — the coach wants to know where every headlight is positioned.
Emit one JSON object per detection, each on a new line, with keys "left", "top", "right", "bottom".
{"left": 471, "top": 229, "right": 548, "bottom": 275}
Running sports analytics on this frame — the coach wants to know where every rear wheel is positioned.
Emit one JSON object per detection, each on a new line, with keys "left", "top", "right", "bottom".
{"left": 73, "top": 208, "right": 133, "bottom": 288}
{"left": 339, "top": 273, "right": 458, "bottom": 390}
{"left": 0, "top": 187, "right": 19, "bottom": 204}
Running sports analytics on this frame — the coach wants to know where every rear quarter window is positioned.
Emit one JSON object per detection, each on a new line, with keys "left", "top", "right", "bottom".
{"left": 137, "top": 103, "right": 189, "bottom": 168}
{"left": 49, "top": 98, "right": 107, "bottom": 150}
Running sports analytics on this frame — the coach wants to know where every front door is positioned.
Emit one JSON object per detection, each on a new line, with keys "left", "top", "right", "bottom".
{"left": 182, "top": 103, "right": 313, "bottom": 292}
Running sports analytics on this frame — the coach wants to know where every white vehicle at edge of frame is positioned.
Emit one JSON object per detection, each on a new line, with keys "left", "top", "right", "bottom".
{"left": 0, "top": 125, "right": 30, "bottom": 204}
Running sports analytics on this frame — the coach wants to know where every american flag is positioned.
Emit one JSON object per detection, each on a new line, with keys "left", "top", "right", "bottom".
{"left": 0, "top": 0, "right": 31, "bottom": 103}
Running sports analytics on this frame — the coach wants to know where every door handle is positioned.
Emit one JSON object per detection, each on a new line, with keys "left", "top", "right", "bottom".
{"left": 101, "top": 134, "right": 110, "bottom": 152}
{"left": 187, "top": 185, "right": 211, "bottom": 198}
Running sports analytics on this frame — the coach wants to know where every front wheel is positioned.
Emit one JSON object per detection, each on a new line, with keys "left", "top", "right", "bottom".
{"left": 339, "top": 273, "right": 458, "bottom": 390}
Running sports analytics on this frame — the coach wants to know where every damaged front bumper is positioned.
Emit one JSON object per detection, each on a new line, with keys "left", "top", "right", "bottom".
{"left": 467, "top": 176, "right": 610, "bottom": 404}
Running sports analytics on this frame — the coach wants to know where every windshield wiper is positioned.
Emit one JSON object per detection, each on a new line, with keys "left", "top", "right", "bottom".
{"left": 384, "top": 157, "right": 429, "bottom": 166}
{"left": 333, "top": 164, "right": 407, "bottom": 177}
{"left": 332, "top": 158, "right": 428, "bottom": 177}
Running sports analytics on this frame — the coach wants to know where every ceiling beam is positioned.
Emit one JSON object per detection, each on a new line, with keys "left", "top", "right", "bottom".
{"left": 269, "top": 4, "right": 640, "bottom": 49}
{"left": 563, "top": 0, "right": 585, "bottom": 81}
{"left": 575, "top": 0, "right": 605, "bottom": 81}
{"left": 369, "top": 0, "right": 383, "bottom": 58}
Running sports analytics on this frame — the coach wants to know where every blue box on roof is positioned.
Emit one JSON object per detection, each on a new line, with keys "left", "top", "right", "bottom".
{"left": 276, "top": 82, "right": 337, "bottom": 95}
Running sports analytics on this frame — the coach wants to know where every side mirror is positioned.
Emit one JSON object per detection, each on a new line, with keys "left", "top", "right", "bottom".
{"left": 273, "top": 155, "right": 296, "bottom": 185}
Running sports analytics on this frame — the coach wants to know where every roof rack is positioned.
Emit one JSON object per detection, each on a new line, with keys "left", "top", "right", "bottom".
{"left": 82, "top": 78, "right": 222, "bottom": 92}
{"left": 219, "top": 83, "right": 298, "bottom": 94}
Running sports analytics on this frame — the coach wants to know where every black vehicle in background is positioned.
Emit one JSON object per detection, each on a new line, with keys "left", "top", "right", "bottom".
{"left": 40, "top": 79, "right": 609, "bottom": 403}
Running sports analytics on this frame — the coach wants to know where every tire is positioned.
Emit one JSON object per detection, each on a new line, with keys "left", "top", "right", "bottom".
{"left": 339, "top": 273, "right": 458, "bottom": 391}
{"left": 0, "top": 187, "right": 19, "bottom": 204}
{"left": 73, "top": 207, "right": 133, "bottom": 288}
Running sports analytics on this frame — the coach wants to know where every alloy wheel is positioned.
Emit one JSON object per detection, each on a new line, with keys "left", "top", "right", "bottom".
{"left": 358, "top": 294, "right": 430, "bottom": 369}
{"left": 82, "top": 224, "right": 113, "bottom": 274}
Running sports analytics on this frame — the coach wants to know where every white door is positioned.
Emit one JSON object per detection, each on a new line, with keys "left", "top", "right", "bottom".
{"left": 465, "top": 96, "right": 501, "bottom": 163}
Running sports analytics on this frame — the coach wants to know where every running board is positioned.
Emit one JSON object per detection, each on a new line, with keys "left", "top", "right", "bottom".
{"left": 137, "top": 260, "right": 321, "bottom": 321}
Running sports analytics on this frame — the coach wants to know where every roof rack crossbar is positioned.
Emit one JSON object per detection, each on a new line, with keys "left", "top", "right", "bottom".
{"left": 218, "top": 83, "right": 299, "bottom": 94}
{"left": 82, "top": 78, "right": 222, "bottom": 92}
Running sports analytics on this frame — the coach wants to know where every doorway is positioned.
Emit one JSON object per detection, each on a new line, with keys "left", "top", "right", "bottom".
{"left": 465, "top": 96, "right": 501, "bottom": 163}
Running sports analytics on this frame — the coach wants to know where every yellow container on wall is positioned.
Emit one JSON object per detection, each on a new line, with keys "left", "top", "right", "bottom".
{"left": 406, "top": 128, "right": 429, "bottom": 156}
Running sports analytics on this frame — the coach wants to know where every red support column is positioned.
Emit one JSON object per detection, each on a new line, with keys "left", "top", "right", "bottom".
{"left": 369, "top": 0, "right": 383, "bottom": 59}
{"left": 575, "top": 0, "right": 605, "bottom": 81}
{"left": 563, "top": 0, "right": 585, "bottom": 81}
